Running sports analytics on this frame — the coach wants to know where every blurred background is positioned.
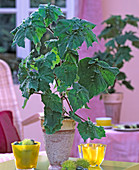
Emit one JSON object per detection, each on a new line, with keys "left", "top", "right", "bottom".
{"left": 0, "top": 0, "right": 139, "bottom": 150}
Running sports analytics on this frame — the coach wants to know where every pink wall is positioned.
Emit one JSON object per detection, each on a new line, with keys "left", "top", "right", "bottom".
{"left": 102, "top": 0, "right": 139, "bottom": 122}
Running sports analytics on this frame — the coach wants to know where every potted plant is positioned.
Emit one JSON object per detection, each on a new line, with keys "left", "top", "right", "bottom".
{"left": 94, "top": 15, "right": 139, "bottom": 124}
{"left": 11, "top": 4, "right": 119, "bottom": 170}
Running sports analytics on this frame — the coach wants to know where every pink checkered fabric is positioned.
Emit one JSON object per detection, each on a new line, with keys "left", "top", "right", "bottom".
{"left": 0, "top": 153, "right": 14, "bottom": 163}
{"left": 0, "top": 60, "right": 23, "bottom": 139}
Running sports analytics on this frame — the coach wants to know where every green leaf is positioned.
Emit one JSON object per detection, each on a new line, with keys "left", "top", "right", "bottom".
{"left": 97, "top": 61, "right": 119, "bottom": 86}
{"left": 93, "top": 51, "right": 114, "bottom": 67}
{"left": 68, "top": 83, "right": 89, "bottom": 112}
{"left": 36, "top": 52, "right": 56, "bottom": 92}
{"left": 77, "top": 120, "right": 106, "bottom": 141}
{"left": 108, "top": 88, "right": 115, "bottom": 94}
{"left": 82, "top": 103, "right": 90, "bottom": 109}
{"left": 18, "top": 60, "right": 39, "bottom": 99}
{"left": 24, "top": 50, "right": 37, "bottom": 69}
{"left": 44, "top": 52, "right": 57, "bottom": 68}
{"left": 11, "top": 11, "right": 46, "bottom": 50}
{"left": 54, "top": 61, "right": 78, "bottom": 86}
{"left": 54, "top": 18, "right": 97, "bottom": 57}
{"left": 99, "top": 26, "right": 121, "bottom": 40}
{"left": 12, "top": 28, "right": 26, "bottom": 47}
{"left": 115, "top": 35, "right": 127, "bottom": 45}
{"left": 116, "top": 72, "right": 126, "bottom": 80}
{"left": 105, "top": 39, "right": 115, "bottom": 48}
{"left": 38, "top": 66, "right": 54, "bottom": 92}
{"left": 122, "top": 80, "right": 134, "bottom": 90}
{"left": 38, "top": 3, "right": 64, "bottom": 27}
{"left": 115, "top": 31, "right": 139, "bottom": 45}
{"left": 27, "top": 72, "right": 39, "bottom": 91}
{"left": 51, "top": 49, "right": 61, "bottom": 69}
{"left": 41, "top": 91, "right": 62, "bottom": 113}
{"left": 43, "top": 107, "right": 63, "bottom": 134}
{"left": 85, "top": 103, "right": 90, "bottom": 109}
{"left": 18, "top": 60, "right": 28, "bottom": 84}
{"left": 116, "top": 62, "right": 124, "bottom": 69}
{"left": 74, "top": 74, "right": 80, "bottom": 82}
{"left": 126, "top": 31, "right": 139, "bottom": 41}
{"left": 78, "top": 58, "right": 119, "bottom": 99}
{"left": 19, "top": 78, "right": 35, "bottom": 99}
{"left": 22, "top": 98, "right": 28, "bottom": 109}
{"left": 99, "top": 15, "right": 126, "bottom": 40}
{"left": 41, "top": 48, "right": 60, "bottom": 69}
{"left": 57, "top": 83, "right": 69, "bottom": 93}
{"left": 132, "top": 41, "right": 139, "bottom": 48}
{"left": 45, "top": 39, "right": 59, "bottom": 49}
{"left": 103, "top": 15, "right": 126, "bottom": 28}
{"left": 69, "top": 111, "right": 82, "bottom": 123}
{"left": 125, "top": 15, "right": 139, "bottom": 27}
{"left": 63, "top": 49, "right": 79, "bottom": 64}
{"left": 115, "top": 46, "right": 133, "bottom": 65}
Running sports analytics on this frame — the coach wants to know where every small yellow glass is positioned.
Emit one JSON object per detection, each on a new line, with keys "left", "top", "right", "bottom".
{"left": 78, "top": 143, "right": 106, "bottom": 167}
{"left": 96, "top": 117, "right": 112, "bottom": 127}
{"left": 11, "top": 141, "right": 40, "bottom": 169}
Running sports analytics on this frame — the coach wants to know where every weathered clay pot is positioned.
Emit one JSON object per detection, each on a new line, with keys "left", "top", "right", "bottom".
{"left": 102, "top": 92, "right": 123, "bottom": 124}
{"left": 40, "top": 115, "right": 75, "bottom": 170}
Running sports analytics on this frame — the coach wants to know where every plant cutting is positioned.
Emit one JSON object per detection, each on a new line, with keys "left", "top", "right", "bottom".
{"left": 61, "top": 159, "right": 90, "bottom": 170}
{"left": 11, "top": 4, "right": 119, "bottom": 169}
{"left": 94, "top": 15, "right": 139, "bottom": 123}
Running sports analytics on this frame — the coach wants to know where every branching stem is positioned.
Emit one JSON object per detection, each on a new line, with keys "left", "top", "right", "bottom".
{"left": 47, "top": 26, "right": 59, "bottom": 39}
{"left": 63, "top": 96, "right": 86, "bottom": 122}
{"left": 64, "top": 96, "right": 73, "bottom": 112}
{"left": 47, "top": 26, "right": 54, "bottom": 34}
{"left": 34, "top": 92, "right": 43, "bottom": 95}
{"left": 111, "top": 79, "right": 117, "bottom": 89}
{"left": 74, "top": 112, "right": 86, "bottom": 121}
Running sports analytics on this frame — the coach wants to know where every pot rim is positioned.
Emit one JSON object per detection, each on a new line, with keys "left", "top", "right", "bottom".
{"left": 102, "top": 92, "right": 123, "bottom": 103}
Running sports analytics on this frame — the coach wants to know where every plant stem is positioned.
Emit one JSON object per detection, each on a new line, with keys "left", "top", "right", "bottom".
{"left": 63, "top": 109, "right": 69, "bottom": 115}
{"left": 47, "top": 26, "right": 58, "bottom": 39}
{"left": 54, "top": 78, "right": 59, "bottom": 87}
{"left": 111, "top": 79, "right": 116, "bottom": 90}
{"left": 64, "top": 96, "right": 73, "bottom": 112}
{"left": 61, "top": 97, "right": 64, "bottom": 116}
{"left": 74, "top": 112, "right": 86, "bottom": 121}
{"left": 54, "top": 74, "right": 65, "bottom": 116}
{"left": 47, "top": 26, "right": 54, "bottom": 34}
{"left": 63, "top": 108, "right": 86, "bottom": 122}
{"left": 63, "top": 96, "right": 86, "bottom": 122}
{"left": 34, "top": 92, "right": 43, "bottom": 95}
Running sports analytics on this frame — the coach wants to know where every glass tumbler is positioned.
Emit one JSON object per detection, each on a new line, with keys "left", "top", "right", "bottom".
{"left": 11, "top": 141, "right": 40, "bottom": 169}
{"left": 78, "top": 143, "right": 106, "bottom": 167}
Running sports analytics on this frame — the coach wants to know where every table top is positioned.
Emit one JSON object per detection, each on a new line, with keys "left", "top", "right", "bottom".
{"left": 0, "top": 155, "right": 139, "bottom": 170}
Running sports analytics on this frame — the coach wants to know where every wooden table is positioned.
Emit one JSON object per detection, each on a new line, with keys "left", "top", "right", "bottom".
{"left": 0, "top": 155, "right": 139, "bottom": 170}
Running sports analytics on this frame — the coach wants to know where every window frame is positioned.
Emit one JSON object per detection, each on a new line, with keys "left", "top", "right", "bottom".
{"left": 0, "top": 0, "right": 75, "bottom": 58}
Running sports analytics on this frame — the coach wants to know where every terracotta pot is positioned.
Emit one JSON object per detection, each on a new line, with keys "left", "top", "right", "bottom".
{"left": 40, "top": 115, "right": 76, "bottom": 170}
{"left": 102, "top": 92, "right": 123, "bottom": 124}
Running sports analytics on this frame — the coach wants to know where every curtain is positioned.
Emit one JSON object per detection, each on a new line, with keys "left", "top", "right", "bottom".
{"left": 70, "top": 0, "right": 106, "bottom": 157}
{"left": 75, "top": 0, "right": 104, "bottom": 59}
{"left": 75, "top": 0, "right": 105, "bottom": 123}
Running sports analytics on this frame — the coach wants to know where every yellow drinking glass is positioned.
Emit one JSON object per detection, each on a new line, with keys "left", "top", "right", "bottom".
{"left": 11, "top": 141, "right": 40, "bottom": 169}
{"left": 96, "top": 117, "right": 112, "bottom": 127}
{"left": 78, "top": 143, "right": 106, "bottom": 167}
